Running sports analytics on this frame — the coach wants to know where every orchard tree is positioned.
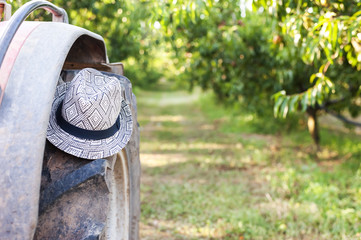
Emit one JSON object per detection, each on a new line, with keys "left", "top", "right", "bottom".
{"left": 254, "top": 0, "right": 361, "bottom": 147}
{"left": 153, "top": 0, "right": 361, "bottom": 147}
{"left": 152, "top": 0, "right": 285, "bottom": 113}
{"left": 10, "top": 0, "right": 162, "bottom": 87}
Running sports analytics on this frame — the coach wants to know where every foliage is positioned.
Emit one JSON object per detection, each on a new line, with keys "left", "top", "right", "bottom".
{"left": 253, "top": 0, "right": 361, "bottom": 120}
{"left": 149, "top": 0, "right": 361, "bottom": 144}
{"left": 9, "top": 0, "right": 162, "bottom": 87}
{"left": 153, "top": 1, "right": 284, "bottom": 115}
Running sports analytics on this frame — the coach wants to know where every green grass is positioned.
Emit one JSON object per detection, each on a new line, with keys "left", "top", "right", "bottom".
{"left": 138, "top": 85, "right": 361, "bottom": 240}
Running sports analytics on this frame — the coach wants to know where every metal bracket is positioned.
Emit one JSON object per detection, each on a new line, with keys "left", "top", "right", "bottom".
{"left": 0, "top": 0, "right": 11, "bottom": 21}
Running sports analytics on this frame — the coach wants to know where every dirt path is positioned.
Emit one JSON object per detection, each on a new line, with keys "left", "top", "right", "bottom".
{"left": 136, "top": 86, "right": 361, "bottom": 240}
{"left": 137, "top": 88, "right": 278, "bottom": 239}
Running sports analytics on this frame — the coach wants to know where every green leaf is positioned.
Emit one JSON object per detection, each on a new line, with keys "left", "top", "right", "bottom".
{"left": 310, "top": 87, "right": 317, "bottom": 106}
{"left": 331, "top": 21, "right": 338, "bottom": 49}
{"left": 273, "top": 94, "right": 285, "bottom": 118}
{"left": 352, "top": 10, "right": 361, "bottom": 18}
{"left": 279, "top": 96, "right": 290, "bottom": 118}
{"left": 309, "top": 73, "right": 317, "bottom": 84}
{"left": 301, "top": 93, "right": 308, "bottom": 112}
{"left": 289, "top": 95, "right": 299, "bottom": 113}
{"left": 318, "top": 64, "right": 326, "bottom": 74}
{"left": 305, "top": 40, "right": 318, "bottom": 63}
{"left": 325, "top": 78, "right": 334, "bottom": 90}
{"left": 316, "top": 83, "right": 324, "bottom": 105}
{"left": 312, "top": 19, "right": 326, "bottom": 32}
{"left": 272, "top": 90, "right": 286, "bottom": 101}
{"left": 323, "top": 46, "right": 334, "bottom": 64}
{"left": 328, "top": 22, "right": 333, "bottom": 45}
{"left": 347, "top": 28, "right": 352, "bottom": 42}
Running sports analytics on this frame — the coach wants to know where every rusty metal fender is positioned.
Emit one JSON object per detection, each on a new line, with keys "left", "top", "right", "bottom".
{"left": 0, "top": 21, "right": 107, "bottom": 239}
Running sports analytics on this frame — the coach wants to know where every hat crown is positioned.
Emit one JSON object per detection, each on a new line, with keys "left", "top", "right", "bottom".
{"left": 61, "top": 68, "right": 122, "bottom": 131}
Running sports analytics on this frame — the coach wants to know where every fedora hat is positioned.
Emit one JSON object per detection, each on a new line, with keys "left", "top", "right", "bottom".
{"left": 47, "top": 68, "right": 133, "bottom": 159}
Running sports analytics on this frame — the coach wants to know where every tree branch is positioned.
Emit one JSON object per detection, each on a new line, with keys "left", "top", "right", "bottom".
{"left": 323, "top": 97, "right": 346, "bottom": 107}
{"left": 323, "top": 107, "right": 361, "bottom": 127}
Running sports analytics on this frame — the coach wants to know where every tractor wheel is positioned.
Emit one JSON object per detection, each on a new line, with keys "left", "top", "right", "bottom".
{"left": 34, "top": 138, "right": 140, "bottom": 240}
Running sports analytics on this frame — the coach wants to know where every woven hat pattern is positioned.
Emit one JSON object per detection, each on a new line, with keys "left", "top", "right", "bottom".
{"left": 61, "top": 69, "right": 122, "bottom": 131}
{"left": 47, "top": 68, "right": 133, "bottom": 160}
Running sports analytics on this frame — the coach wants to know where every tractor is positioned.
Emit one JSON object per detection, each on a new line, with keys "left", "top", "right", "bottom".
{"left": 0, "top": 1, "right": 140, "bottom": 239}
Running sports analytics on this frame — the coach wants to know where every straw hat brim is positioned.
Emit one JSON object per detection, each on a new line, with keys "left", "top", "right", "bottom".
{"left": 47, "top": 82, "right": 133, "bottom": 160}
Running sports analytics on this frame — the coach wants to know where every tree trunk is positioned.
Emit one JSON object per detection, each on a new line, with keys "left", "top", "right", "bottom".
{"left": 307, "top": 107, "right": 320, "bottom": 150}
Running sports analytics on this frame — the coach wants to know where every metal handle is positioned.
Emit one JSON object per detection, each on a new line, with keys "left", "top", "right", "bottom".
{"left": 0, "top": 0, "right": 68, "bottom": 68}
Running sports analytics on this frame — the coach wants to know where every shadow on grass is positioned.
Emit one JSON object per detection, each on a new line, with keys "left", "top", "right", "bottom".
{"left": 138, "top": 84, "right": 361, "bottom": 240}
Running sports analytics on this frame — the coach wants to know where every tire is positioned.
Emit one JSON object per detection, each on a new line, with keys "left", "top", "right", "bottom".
{"left": 33, "top": 86, "right": 140, "bottom": 240}
{"left": 34, "top": 137, "right": 139, "bottom": 240}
